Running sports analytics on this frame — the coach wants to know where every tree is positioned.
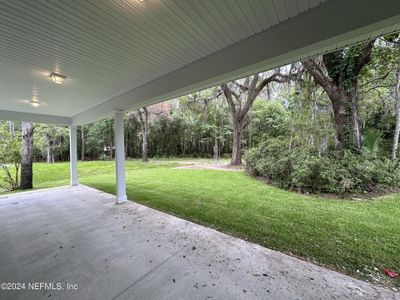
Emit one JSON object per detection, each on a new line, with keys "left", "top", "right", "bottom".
{"left": 302, "top": 40, "right": 375, "bottom": 152}
{"left": 188, "top": 90, "right": 215, "bottom": 156}
{"left": 137, "top": 107, "right": 149, "bottom": 162}
{"left": 20, "top": 122, "right": 34, "bottom": 190}
{"left": 34, "top": 125, "right": 69, "bottom": 163}
{"left": 81, "top": 125, "right": 85, "bottom": 161}
{"left": 248, "top": 99, "right": 290, "bottom": 144}
{"left": 391, "top": 38, "right": 400, "bottom": 160}
{"left": 221, "top": 70, "right": 292, "bottom": 165}
{"left": 45, "top": 131, "right": 54, "bottom": 163}
{"left": 182, "top": 89, "right": 228, "bottom": 158}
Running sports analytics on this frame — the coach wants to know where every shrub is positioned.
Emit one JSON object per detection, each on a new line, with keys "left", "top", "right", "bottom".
{"left": 99, "top": 153, "right": 110, "bottom": 161}
{"left": 0, "top": 126, "right": 21, "bottom": 191}
{"left": 244, "top": 138, "right": 400, "bottom": 194}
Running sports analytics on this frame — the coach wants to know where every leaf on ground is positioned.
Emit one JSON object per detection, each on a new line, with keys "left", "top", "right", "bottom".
{"left": 383, "top": 269, "right": 398, "bottom": 278}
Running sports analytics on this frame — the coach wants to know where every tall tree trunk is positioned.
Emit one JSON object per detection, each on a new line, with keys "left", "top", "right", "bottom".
{"left": 142, "top": 127, "right": 148, "bottom": 162}
{"left": 125, "top": 122, "right": 128, "bottom": 159}
{"left": 213, "top": 137, "right": 219, "bottom": 161}
{"left": 392, "top": 43, "right": 400, "bottom": 160}
{"left": 20, "top": 122, "right": 34, "bottom": 190}
{"left": 137, "top": 107, "right": 149, "bottom": 162}
{"left": 351, "top": 80, "right": 362, "bottom": 150}
{"left": 46, "top": 142, "right": 51, "bottom": 163}
{"left": 109, "top": 139, "right": 113, "bottom": 160}
{"left": 81, "top": 125, "right": 85, "bottom": 161}
{"left": 45, "top": 133, "right": 53, "bottom": 163}
{"left": 182, "top": 132, "right": 186, "bottom": 156}
{"left": 330, "top": 90, "right": 358, "bottom": 152}
{"left": 231, "top": 118, "right": 244, "bottom": 165}
{"left": 8, "top": 121, "right": 15, "bottom": 136}
{"left": 266, "top": 83, "right": 271, "bottom": 100}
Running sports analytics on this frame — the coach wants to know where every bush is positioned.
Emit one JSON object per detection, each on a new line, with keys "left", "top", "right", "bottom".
{"left": 244, "top": 138, "right": 400, "bottom": 194}
{"left": 0, "top": 126, "right": 21, "bottom": 191}
{"left": 99, "top": 153, "right": 110, "bottom": 161}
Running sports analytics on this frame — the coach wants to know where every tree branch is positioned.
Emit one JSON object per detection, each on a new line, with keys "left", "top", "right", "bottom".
{"left": 360, "top": 69, "right": 393, "bottom": 88}
{"left": 302, "top": 59, "right": 338, "bottom": 99}
{"left": 354, "top": 40, "right": 375, "bottom": 75}
{"left": 221, "top": 83, "right": 237, "bottom": 117}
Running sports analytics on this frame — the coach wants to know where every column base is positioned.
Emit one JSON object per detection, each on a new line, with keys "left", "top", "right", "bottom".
{"left": 70, "top": 181, "right": 79, "bottom": 186}
{"left": 116, "top": 195, "right": 128, "bottom": 204}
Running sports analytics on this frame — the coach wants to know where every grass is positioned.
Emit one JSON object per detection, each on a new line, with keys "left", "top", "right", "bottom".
{"left": 2, "top": 160, "right": 399, "bottom": 286}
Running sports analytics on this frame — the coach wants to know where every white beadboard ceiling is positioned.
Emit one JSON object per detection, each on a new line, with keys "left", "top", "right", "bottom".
{"left": 0, "top": 0, "right": 399, "bottom": 125}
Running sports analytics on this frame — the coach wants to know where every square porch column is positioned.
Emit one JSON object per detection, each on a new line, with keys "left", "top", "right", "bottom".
{"left": 69, "top": 125, "right": 79, "bottom": 186}
{"left": 114, "top": 110, "right": 127, "bottom": 204}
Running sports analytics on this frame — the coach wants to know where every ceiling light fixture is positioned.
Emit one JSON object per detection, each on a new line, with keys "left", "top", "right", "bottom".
{"left": 29, "top": 95, "right": 41, "bottom": 107}
{"left": 29, "top": 100, "right": 40, "bottom": 107}
{"left": 49, "top": 72, "right": 66, "bottom": 84}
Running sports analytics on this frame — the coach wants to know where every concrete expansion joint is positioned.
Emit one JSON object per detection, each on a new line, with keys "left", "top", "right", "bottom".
{"left": 111, "top": 247, "right": 184, "bottom": 300}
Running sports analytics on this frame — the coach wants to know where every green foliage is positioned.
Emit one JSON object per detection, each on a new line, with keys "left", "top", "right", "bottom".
{"left": 98, "top": 153, "right": 110, "bottom": 161}
{"left": 248, "top": 99, "right": 289, "bottom": 145}
{"left": 0, "top": 122, "right": 21, "bottom": 191}
{"left": 362, "top": 131, "right": 383, "bottom": 155}
{"left": 244, "top": 138, "right": 400, "bottom": 194}
{"left": 147, "top": 96, "right": 232, "bottom": 158}
{"left": 84, "top": 118, "right": 114, "bottom": 159}
{"left": 243, "top": 39, "right": 400, "bottom": 194}
{"left": 149, "top": 115, "right": 185, "bottom": 157}
{"left": 326, "top": 43, "right": 371, "bottom": 91}
{"left": 34, "top": 125, "right": 69, "bottom": 162}
{"left": 285, "top": 77, "right": 335, "bottom": 154}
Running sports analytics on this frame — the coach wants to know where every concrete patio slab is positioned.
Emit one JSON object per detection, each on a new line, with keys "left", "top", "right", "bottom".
{"left": 0, "top": 185, "right": 398, "bottom": 300}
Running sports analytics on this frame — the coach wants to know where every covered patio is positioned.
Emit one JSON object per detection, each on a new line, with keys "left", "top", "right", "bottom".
{"left": 0, "top": 185, "right": 397, "bottom": 299}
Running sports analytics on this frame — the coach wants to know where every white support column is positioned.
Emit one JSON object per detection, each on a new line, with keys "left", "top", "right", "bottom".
{"left": 114, "top": 110, "right": 127, "bottom": 204}
{"left": 69, "top": 125, "right": 79, "bottom": 186}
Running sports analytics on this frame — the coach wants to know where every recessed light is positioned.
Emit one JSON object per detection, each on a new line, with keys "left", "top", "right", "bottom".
{"left": 29, "top": 95, "right": 41, "bottom": 107}
{"left": 29, "top": 100, "right": 40, "bottom": 107}
{"left": 50, "top": 72, "right": 66, "bottom": 84}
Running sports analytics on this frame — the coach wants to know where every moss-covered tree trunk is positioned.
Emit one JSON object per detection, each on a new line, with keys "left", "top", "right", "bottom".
{"left": 20, "top": 122, "right": 34, "bottom": 190}
{"left": 330, "top": 88, "right": 359, "bottom": 151}
{"left": 302, "top": 40, "right": 374, "bottom": 152}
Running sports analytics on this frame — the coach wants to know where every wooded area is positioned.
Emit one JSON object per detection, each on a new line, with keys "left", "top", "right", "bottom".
{"left": 1, "top": 35, "right": 400, "bottom": 194}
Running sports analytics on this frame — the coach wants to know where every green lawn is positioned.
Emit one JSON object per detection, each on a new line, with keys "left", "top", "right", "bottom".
{"left": 2, "top": 160, "right": 400, "bottom": 286}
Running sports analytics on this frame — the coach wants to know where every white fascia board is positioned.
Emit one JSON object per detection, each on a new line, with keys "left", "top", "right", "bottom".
{"left": 72, "top": 0, "right": 400, "bottom": 125}
{"left": 0, "top": 110, "right": 71, "bottom": 125}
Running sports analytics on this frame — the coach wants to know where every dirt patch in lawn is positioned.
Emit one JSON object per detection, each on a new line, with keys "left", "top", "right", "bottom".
{"left": 174, "top": 162, "right": 244, "bottom": 172}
